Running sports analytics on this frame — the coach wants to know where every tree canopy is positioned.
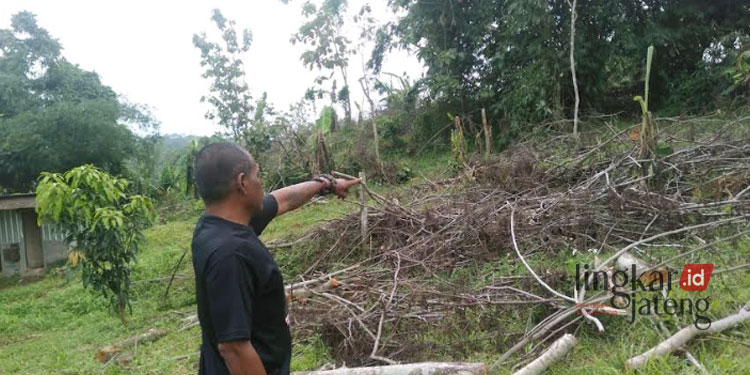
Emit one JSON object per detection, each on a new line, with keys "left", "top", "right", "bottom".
{"left": 192, "top": 9, "right": 255, "bottom": 140}
{"left": 0, "top": 11, "right": 158, "bottom": 193}
{"left": 371, "top": 0, "right": 750, "bottom": 125}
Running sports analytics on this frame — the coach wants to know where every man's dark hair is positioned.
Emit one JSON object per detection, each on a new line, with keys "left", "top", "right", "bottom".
{"left": 194, "top": 142, "right": 255, "bottom": 204}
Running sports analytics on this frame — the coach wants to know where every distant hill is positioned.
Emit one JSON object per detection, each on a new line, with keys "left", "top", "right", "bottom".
{"left": 160, "top": 134, "right": 199, "bottom": 154}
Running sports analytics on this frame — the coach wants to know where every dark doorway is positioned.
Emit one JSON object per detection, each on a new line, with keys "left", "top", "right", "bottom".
{"left": 21, "top": 209, "right": 44, "bottom": 269}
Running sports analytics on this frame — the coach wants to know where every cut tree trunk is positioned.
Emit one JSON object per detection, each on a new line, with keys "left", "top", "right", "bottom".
{"left": 481, "top": 108, "right": 492, "bottom": 158}
{"left": 96, "top": 328, "right": 166, "bottom": 363}
{"left": 625, "top": 302, "right": 750, "bottom": 370}
{"left": 512, "top": 334, "right": 577, "bottom": 375}
{"left": 616, "top": 252, "right": 651, "bottom": 275}
{"left": 292, "top": 362, "right": 486, "bottom": 375}
{"left": 287, "top": 278, "right": 343, "bottom": 301}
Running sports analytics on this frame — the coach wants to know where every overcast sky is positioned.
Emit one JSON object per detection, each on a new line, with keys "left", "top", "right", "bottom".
{"left": 0, "top": 0, "right": 424, "bottom": 136}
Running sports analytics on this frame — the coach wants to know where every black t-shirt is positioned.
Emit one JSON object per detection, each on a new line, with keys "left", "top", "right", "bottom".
{"left": 192, "top": 194, "right": 291, "bottom": 375}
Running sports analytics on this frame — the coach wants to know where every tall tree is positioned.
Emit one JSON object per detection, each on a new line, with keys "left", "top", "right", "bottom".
{"left": 568, "top": 0, "right": 580, "bottom": 136}
{"left": 292, "top": 0, "right": 354, "bottom": 127}
{"left": 193, "top": 9, "right": 254, "bottom": 140}
{"left": 0, "top": 11, "right": 158, "bottom": 193}
{"left": 372, "top": 0, "right": 750, "bottom": 131}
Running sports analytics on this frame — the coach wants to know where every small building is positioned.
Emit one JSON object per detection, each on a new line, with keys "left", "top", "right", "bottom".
{"left": 0, "top": 194, "right": 67, "bottom": 275}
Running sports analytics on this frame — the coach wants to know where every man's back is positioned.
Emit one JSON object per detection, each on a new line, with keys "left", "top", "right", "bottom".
{"left": 192, "top": 195, "right": 291, "bottom": 375}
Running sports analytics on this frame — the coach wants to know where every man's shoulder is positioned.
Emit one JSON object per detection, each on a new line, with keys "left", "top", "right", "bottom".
{"left": 192, "top": 222, "right": 246, "bottom": 271}
{"left": 197, "top": 234, "right": 271, "bottom": 268}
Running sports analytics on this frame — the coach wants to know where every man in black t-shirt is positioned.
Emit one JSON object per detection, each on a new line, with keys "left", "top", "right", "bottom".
{"left": 191, "top": 142, "right": 361, "bottom": 375}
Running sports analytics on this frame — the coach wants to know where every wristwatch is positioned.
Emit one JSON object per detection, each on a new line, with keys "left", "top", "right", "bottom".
{"left": 312, "top": 174, "right": 337, "bottom": 196}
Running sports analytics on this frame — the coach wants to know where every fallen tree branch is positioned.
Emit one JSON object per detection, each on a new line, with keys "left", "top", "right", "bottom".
{"left": 597, "top": 215, "right": 750, "bottom": 275}
{"left": 616, "top": 252, "right": 651, "bottom": 275}
{"left": 625, "top": 301, "right": 750, "bottom": 370}
{"left": 163, "top": 246, "right": 189, "bottom": 303}
{"left": 286, "top": 263, "right": 361, "bottom": 294}
{"left": 266, "top": 232, "right": 316, "bottom": 249}
{"left": 96, "top": 328, "right": 166, "bottom": 363}
{"left": 171, "top": 351, "right": 200, "bottom": 361}
{"left": 508, "top": 204, "right": 576, "bottom": 303}
{"left": 288, "top": 278, "right": 343, "bottom": 301}
{"left": 179, "top": 314, "right": 199, "bottom": 332}
{"left": 292, "top": 362, "right": 486, "bottom": 375}
{"left": 512, "top": 334, "right": 577, "bottom": 375}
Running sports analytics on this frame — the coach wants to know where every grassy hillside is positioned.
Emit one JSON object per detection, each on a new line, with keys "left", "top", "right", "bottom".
{"left": 0, "top": 151, "right": 452, "bottom": 375}
{"left": 2, "top": 118, "right": 750, "bottom": 375}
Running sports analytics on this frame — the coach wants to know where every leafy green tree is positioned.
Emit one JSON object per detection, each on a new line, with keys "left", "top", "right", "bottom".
{"left": 244, "top": 92, "right": 277, "bottom": 154}
{"left": 193, "top": 9, "right": 255, "bottom": 140}
{"left": 0, "top": 11, "right": 159, "bottom": 193}
{"left": 292, "top": 0, "right": 354, "bottom": 126}
{"left": 36, "top": 165, "right": 155, "bottom": 323}
{"left": 724, "top": 34, "right": 750, "bottom": 98}
{"left": 372, "top": 0, "right": 750, "bottom": 133}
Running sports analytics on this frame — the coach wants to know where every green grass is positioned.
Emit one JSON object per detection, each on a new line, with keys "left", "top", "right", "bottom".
{"left": 399, "top": 239, "right": 750, "bottom": 375}
{"left": 513, "top": 239, "right": 750, "bottom": 375}
{"left": 2, "top": 132, "right": 750, "bottom": 374}
{"left": 0, "top": 220, "right": 198, "bottom": 375}
{"left": 0, "top": 217, "right": 341, "bottom": 375}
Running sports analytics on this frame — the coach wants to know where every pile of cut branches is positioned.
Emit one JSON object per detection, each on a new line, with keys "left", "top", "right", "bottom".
{"left": 282, "top": 115, "right": 750, "bottom": 371}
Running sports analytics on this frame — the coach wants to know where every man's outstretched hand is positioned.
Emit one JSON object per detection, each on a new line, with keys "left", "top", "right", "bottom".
{"left": 333, "top": 177, "right": 362, "bottom": 199}
{"left": 270, "top": 173, "right": 363, "bottom": 216}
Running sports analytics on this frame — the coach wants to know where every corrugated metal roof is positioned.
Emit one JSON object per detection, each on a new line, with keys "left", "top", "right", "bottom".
{"left": 0, "top": 194, "right": 36, "bottom": 210}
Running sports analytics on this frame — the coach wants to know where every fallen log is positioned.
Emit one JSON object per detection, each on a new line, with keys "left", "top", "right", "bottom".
{"left": 512, "top": 334, "right": 577, "bottom": 375}
{"left": 288, "top": 278, "right": 342, "bottom": 301}
{"left": 292, "top": 362, "right": 486, "bottom": 375}
{"left": 616, "top": 252, "right": 651, "bottom": 275}
{"left": 96, "top": 328, "right": 166, "bottom": 363}
{"left": 625, "top": 301, "right": 750, "bottom": 370}
{"left": 179, "top": 314, "right": 200, "bottom": 332}
{"left": 285, "top": 264, "right": 360, "bottom": 294}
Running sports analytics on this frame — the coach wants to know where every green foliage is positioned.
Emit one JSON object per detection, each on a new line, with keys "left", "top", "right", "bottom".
{"left": 292, "top": 0, "right": 353, "bottom": 125}
{"left": 724, "top": 49, "right": 750, "bottom": 100}
{"left": 634, "top": 45, "right": 656, "bottom": 116}
{"left": 193, "top": 9, "right": 255, "bottom": 140}
{"left": 2, "top": 141, "right": 750, "bottom": 373}
{"left": 159, "top": 163, "right": 182, "bottom": 194}
{"left": 376, "top": 113, "right": 407, "bottom": 150}
{"left": 35, "top": 165, "right": 155, "bottom": 322}
{"left": 315, "top": 106, "right": 334, "bottom": 135}
{"left": 372, "top": 0, "right": 750, "bottom": 133}
{"left": 372, "top": 74, "right": 425, "bottom": 153}
{"left": 449, "top": 116, "right": 466, "bottom": 167}
{"left": 0, "top": 12, "right": 158, "bottom": 193}
{"left": 290, "top": 335, "right": 332, "bottom": 372}
{"left": 734, "top": 50, "right": 750, "bottom": 86}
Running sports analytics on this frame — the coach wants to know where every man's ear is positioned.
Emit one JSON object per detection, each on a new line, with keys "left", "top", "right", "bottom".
{"left": 236, "top": 172, "right": 247, "bottom": 194}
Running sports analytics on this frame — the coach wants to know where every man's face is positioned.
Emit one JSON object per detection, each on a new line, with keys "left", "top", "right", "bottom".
{"left": 238, "top": 153, "right": 264, "bottom": 213}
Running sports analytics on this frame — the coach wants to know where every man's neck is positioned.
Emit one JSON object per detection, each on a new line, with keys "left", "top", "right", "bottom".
{"left": 204, "top": 200, "right": 253, "bottom": 226}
